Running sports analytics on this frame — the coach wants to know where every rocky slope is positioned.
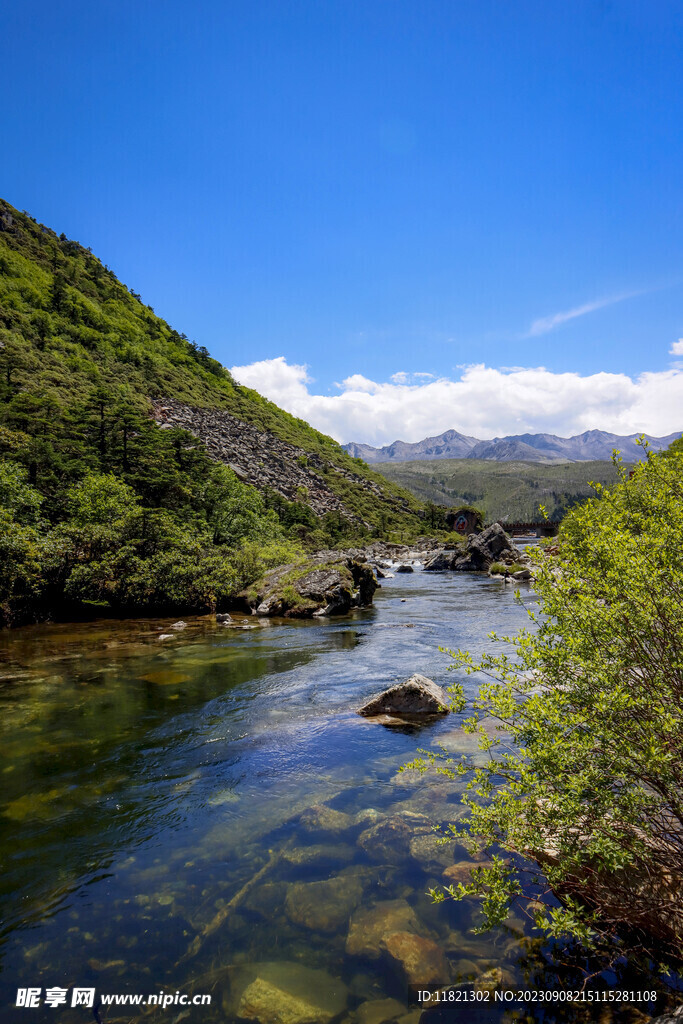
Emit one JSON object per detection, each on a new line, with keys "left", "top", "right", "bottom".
{"left": 153, "top": 398, "right": 414, "bottom": 523}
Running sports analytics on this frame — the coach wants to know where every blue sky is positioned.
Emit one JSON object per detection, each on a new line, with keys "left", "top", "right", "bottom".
{"left": 3, "top": 0, "right": 683, "bottom": 442}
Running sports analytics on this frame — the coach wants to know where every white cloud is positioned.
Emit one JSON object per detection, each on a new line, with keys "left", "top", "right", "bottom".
{"left": 230, "top": 357, "right": 683, "bottom": 446}
{"left": 390, "top": 371, "right": 435, "bottom": 384}
{"left": 527, "top": 291, "right": 639, "bottom": 337}
{"left": 670, "top": 339, "right": 683, "bottom": 356}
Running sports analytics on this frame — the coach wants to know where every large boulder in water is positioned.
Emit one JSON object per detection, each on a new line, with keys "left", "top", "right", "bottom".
{"left": 224, "top": 962, "right": 349, "bottom": 1024}
{"left": 358, "top": 674, "right": 450, "bottom": 719}
{"left": 452, "top": 523, "right": 520, "bottom": 572}
{"left": 423, "top": 549, "right": 458, "bottom": 571}
{"left": 239, "top": 557, "right": 378, "bottom": 618}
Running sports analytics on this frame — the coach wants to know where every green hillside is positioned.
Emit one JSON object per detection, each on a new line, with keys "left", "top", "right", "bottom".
{"left": 373, "top": 457, "right": 632, "bottom": 522}
{"left": 0, "top": 199, "right": 423, "bottom": 624}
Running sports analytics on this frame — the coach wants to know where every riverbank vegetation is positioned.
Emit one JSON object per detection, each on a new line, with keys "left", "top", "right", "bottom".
{"left": 409, "top": 439, "right": 683, "bottom": 978}
{"left": 0, "top": 200, "right": 425, "bottom": 625}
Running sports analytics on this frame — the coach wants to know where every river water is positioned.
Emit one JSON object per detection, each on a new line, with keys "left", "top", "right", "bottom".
{"left": 0, "top": 567, "right": 667, "bottom": 1022}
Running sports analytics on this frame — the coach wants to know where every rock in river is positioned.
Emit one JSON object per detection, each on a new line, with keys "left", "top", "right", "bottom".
{"left": 357, "top": 813, "right": 431, "bottom": 865}
{"left": 226, "top": 961, "right": 349, "bottom": 1024}
{"left": 346, "top": 900, "right": 420, "bottom": 959}
{"left": 285, "top": 874, "right": 364, "bottom": 933}
{"left": 382, "top": 931, "right": 450, "bottom": 987}
{"left": 358, "top": 674, "right": 450, "bottom": 719}
{"left": 240, "top": 557, "right": 378, "bottom": 618}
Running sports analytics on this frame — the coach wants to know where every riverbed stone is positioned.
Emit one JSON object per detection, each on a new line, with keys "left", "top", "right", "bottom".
{"left": 442, "top": 859, "right": 495, "bottom": 887}
{"left": 356, "top": 998, "right": 407, "bottom": 1024}
{"left": 409, "top": 834, "right": 455, "bottom": 874}
{"left": 346, "top": 900, "right": 420, "bottom": 959}
{"left": 358, "top": 675, "right": 450, "bottom": 719}
{"left": 474, "top": 967, "right": 503, "bottom": 994}
{"left": 357, "top": 813, "right": 431, "bottom": 864}
{"left": 243, "top": 882, "right": 287, "bottom": 920}
{"left": 382, "top": 931, "right": 450, "bottom": 987}
{"left": 298, "top": 803, "right": 355, "bottom": 835}
{"left": 227, "top": 961, "right": 349, "bottom": 1024}
{"left": 285, "top": 875, "right": 364, "bottom": 933}
{"left": 395, "top": 564, "right": 414, "bottom": 573}
{"left": 281, "top": 843, "right": 356, "bottom": 867}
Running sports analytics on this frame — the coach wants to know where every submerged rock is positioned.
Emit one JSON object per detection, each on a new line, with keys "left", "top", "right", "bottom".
{"left": 409, "top": 834, "right": 455, "bottom": 874}
{"left": 280, "top": 843, "right": 356, "bottom": 867}
{"left": 382, "top": 931, "right": 450, "bottom": 987}
{"left": 358, "top": 674, "right": 450, "bottom": 719}
{"left": 226, "top": 961, "right": 349, "bottom": 1024}
{"left": 356, "top": 998, "right": 407, "bottom": 1024}
{"left": 297, "top": 803, "right": 355, "bottom": 836}
{"left": 357, "top": 813, "right": 430, "bottom": 864}
{"left": 285, "top": 875, "right": 364, "bottom": 933}
{"left": 395, "top": 564, "right": 414, "bottom": 574}
{"left": 346, "top": 900, "right": 420, "bottom": 959}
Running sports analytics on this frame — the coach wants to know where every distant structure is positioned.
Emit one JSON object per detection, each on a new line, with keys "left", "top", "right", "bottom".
{"left": 499, "top": 521, "right": 559, "bottom": 538}
{"left": 445, "top": 507, "right": 483, "bottom": 534}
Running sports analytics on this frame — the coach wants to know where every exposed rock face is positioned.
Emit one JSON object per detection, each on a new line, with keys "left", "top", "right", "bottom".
{"left": 153, "top": 398, "right": 414, "bottom": 525}
{"left": 226, "top": 961, "right": 349, "bottom": 1024}
{"left": 242, "top": 558, "right": 378, "bottom": 618}
{"left": 358, "top": 675, "right": 450, "bottom": 718}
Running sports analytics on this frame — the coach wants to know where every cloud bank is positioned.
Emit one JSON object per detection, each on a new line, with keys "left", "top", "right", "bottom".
{"left": 230, "top": 356, "right": 683, "bottom": 446}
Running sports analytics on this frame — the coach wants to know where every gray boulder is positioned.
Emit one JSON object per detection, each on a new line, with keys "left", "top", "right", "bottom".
{"left": 453, "top": 523, "right": 520, "bottom": 572}
{"left": 395, "top": 564, "right": 414, "bottom": 573}
{"left": 241, "top": 558, "right": 378, "bottom": 618}
{"left": 358, "top": 674, "right": 450, "bottom": 718}
{"left": 423, "top": 549, "right": 458, "bottom": 571}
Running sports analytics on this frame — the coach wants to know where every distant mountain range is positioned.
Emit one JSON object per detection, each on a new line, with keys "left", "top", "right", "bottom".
{"left": 344, "top": 428, "right": 682, "bottom": 464}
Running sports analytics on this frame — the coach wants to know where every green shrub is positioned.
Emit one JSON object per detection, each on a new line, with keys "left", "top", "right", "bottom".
{"left": 408, "top": 441, "right": 683, "bottom": 973}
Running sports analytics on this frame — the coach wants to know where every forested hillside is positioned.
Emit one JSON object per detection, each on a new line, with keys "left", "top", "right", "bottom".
{"left": 374, "top": 457, "right": 632, "bottom": 522}
{"left": 0, "top": 200, "right": 423, "bottom": 624}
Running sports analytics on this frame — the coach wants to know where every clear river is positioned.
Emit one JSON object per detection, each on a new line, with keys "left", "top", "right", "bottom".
{"left": 0, "top": 564, "right": 668, "bottom": 1023}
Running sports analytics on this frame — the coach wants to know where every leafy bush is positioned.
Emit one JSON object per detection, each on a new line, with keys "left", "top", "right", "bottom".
{"left": 409, "top": 442, "right": 683, "bottom": 972}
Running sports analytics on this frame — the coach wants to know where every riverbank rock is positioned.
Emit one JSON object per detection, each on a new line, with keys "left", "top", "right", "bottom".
{"left": 239, "top": 557, "right": 378, "bottom": 618}
{"left": 358, "top": 675, "right": 450, "bottom": 720}
{"left": 225, "top": 961, "right": 349, "bottom": 1024}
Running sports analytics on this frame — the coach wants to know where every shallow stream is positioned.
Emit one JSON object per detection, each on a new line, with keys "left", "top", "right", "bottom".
{"left": 0, "top": 567, "right": 668, "bottom": 1022}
